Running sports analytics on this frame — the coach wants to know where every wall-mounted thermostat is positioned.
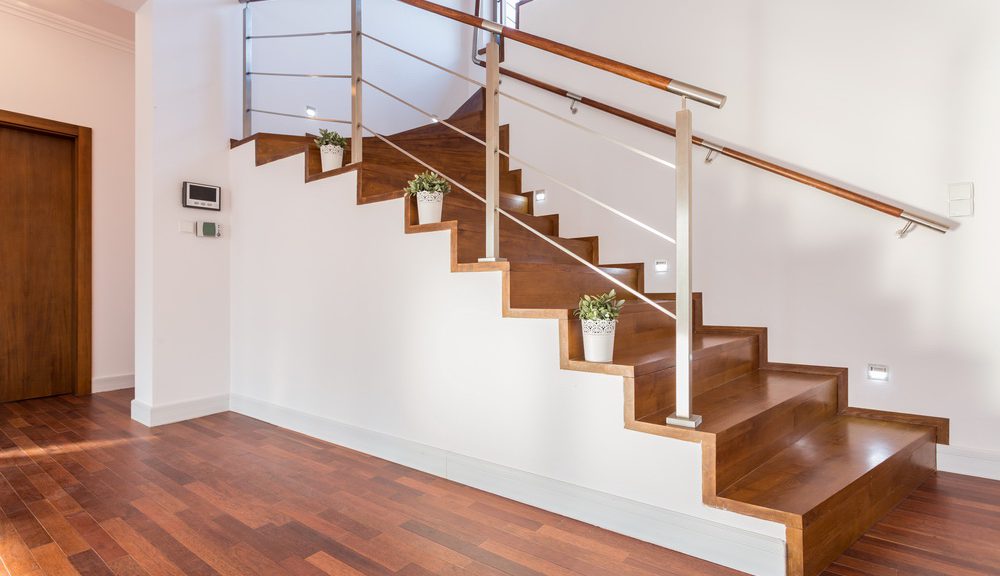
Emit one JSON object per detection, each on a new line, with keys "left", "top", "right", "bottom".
{"left": 196, "top": 221, "right": 223, "bottom": 238}
{"left": 183, "top": 182, "right": 222, "bottom": 211}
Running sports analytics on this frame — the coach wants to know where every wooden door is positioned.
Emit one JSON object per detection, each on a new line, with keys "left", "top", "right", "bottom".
{"left": 0, "top": 110, "right": 91, "bottom": 402}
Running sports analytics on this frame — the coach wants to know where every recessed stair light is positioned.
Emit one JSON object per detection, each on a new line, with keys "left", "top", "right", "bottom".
{"left": 867, "top": 364, "right": 890, "bottom": 382}
{"left": 534, "top": 189, "right": 546, "bottom": 202}
{"left": 305, "top": 106, "right": 317, "bottom": 118}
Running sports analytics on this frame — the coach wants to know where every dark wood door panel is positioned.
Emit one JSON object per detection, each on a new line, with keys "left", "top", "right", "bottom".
{"left": 0, "top": 124, "right": 76, "bottom": 402}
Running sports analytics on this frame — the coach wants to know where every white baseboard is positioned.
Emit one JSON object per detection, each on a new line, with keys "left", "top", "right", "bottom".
{"left": 92, "top": 374, "right": 134, "bottom": 393}
{"left": 938, "top": 444, "right": 1000, "bottom": 481}
{"left": 130, "top": 394, "right": 230, "bottom": 428}
{"left": 230, "top": 393, "right": 786, "bottom": 576}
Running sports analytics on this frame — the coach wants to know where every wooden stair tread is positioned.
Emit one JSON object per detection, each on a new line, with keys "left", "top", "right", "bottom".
{"left": 695, "top": 370, "right": 839, "bottom": 434}
{"left": 718, "top": 415, "right": 934, "bottom": 521}
{"left": 637, "top": 369, "right": 837, "bottom": 431}
{"left": 584, "top": 332, "right": 749, "bottom": 374}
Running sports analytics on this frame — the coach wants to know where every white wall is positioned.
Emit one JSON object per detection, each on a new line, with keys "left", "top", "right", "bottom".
{"left": 132, "top": 0, "right": 241, "bottom": 423}
{"left": 228, "top": 144, "right": 785, "bottom": 574}
{"left": 0, "top": 0, "right": 135, "bottom": 389}
{"left": 132, "top": 0, "right": 480, "bottom": 424}
{"left": 246, "top": 0, "right": 478, "bottom": 138}
{"left": 501, "top": 0, "right": 1000, "bottom": 454}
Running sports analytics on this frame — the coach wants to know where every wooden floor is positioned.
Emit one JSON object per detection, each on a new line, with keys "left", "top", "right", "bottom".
{"left": 0, "top": 391, "right": 996, "bottom": 576}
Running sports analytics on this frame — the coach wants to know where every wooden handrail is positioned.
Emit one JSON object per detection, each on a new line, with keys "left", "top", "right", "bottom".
{"left": 393, "top": 0, "right": 726, "bottom": 108}
{"left": 496, "top": 67, "right": 950, "bottom": 232}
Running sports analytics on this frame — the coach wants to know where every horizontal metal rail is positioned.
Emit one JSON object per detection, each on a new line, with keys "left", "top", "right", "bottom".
{"left": 361, "top": 80, "right": 677, "bottom": 245}
{"left": 361, "top": 123, "right": 678, "bottom": 320}
{"left": 249, "top": 72, "right": 351, "bottom": 79}
{"left": 247, "top": 31, "right": 351, "bottom": 40}
{"left": 249, "top": 108, "right": 351, "bottom": 124}
{"left": 362, "top": 32, "right": 486, "bottom": 88}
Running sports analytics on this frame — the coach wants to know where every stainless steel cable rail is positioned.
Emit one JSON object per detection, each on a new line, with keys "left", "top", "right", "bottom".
{"left": 497, "top": 88, "right": 675, "bottom": 169}
{"left": 362, "top": 32, "right": 486, "bottom": 89}
{"left": 250, "top": 108, "right": 350, "bottom": 124}
{"left": 361, "top": 123, "right": 678, "bottom": 321}
{"left": 362, "top": 77, "right": 678, "bottom": 244}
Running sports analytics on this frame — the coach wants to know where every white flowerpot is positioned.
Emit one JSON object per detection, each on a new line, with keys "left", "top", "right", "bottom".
{"left": 320, "top": 144, "right": 344, "bottom": 172}
{"left": 581, "top": 319, "right": 616, "bottom": 362}
{"left": 416, "top": 191, "right": 444, "bottom": 224}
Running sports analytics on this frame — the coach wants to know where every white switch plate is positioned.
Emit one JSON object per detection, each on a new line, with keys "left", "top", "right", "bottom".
{"left": 177, "top": 221, "right": 195, "bottom": 234}
{"left": 948, "top": 182, "right": 974, "bottom": 217}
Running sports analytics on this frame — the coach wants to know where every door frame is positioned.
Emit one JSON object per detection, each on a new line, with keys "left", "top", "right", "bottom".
{"left": 0, "top": 109, "right": 92, "bottom": 396}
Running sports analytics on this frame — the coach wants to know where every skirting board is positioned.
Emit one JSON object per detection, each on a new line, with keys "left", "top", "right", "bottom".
{"left": 938, "top": 444, "right": 1000, "bottom": 481}
{"left": 131, "top": 394, "right": 230, "bottom": 428}
{"left": 229, "top": 393, "right": 786, "bottom": 576}
{"left": 92, "top": 374, "right": 135, "bottom": 393}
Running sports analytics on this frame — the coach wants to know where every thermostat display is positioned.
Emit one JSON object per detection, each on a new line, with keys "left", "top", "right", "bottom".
{"left": 183, "top": 182, "right": 221, "bottom": 211}
{"left": 196, "top": 221, "right": 223, "bottom": 238}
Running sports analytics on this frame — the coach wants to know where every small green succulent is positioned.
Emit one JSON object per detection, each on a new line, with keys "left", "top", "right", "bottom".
{"left": 404, "top": 171, "right": 452, "bottom": 197}
{"left": 315, "top": 129, "right": 347, "bottom": 148}
{"left": 574, "top": 290, "right": 626, "bottom": 321}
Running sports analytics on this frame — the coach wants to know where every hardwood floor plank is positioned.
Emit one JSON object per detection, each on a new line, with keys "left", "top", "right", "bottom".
{"left": 304, "top": 551, "right": 366, "bottom": 576}
{"left": 67, "top": 550, "right": 115, "bottom": 576}
{"left": 25, "top": 500, "right": 91, "bottom": 556}
{"left": 0, "top": 509, "right": 42, "bottom": 574}
{"left": 30, "top": 542, "right": 82, "bottom": 576}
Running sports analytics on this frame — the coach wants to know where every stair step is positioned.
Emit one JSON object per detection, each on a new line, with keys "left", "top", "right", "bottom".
{"left": 719, "top": 415, "right": 936, "bottom": 576}
{"left": 579, "top": 331, "right": 751, "bottom": 376}
{"left": 445, "top": 195, "right": 554, "bottom": 230}
{"left": 453, "top": 222, "right": 592, "bottom": 265}
{"left": 507, "top": 262, "right": 640, "bottom": 310}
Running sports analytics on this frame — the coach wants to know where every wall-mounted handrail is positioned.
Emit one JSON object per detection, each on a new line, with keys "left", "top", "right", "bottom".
{"left": 392, "top": 0, "right": 726, "bottom": 109}
{"left": 494, "top": 66, "right": 952, "bottom": 234}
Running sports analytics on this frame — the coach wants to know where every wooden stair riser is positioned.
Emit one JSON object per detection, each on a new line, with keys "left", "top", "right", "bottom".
{"left": 789, "top": 436, "right": 935, "bottom": 576}
{"left": 454, "top": 224, "right": 596, "bottom": 265}
{"left": 628, "top": 335, "right": 760, "bottom": 421}
{"left": 712, "top": 380, "right": 839, "bottom": 494}
{"left": 441, "top": 194, "right": 557, "bottom": 231}
{"left": 508, "top": 266, "right": 640, "bottom": 310}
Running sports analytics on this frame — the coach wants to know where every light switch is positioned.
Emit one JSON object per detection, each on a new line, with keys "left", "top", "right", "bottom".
{"left": 178, "top": 221, "right": 195, "bottom": 234}
{"left": 948, "top": 182, "right": 974, "bottom": 217}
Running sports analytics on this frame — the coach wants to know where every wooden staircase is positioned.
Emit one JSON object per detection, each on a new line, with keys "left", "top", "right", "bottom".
{"left": 230, "top": 91, "right": 949, "bottom": 576}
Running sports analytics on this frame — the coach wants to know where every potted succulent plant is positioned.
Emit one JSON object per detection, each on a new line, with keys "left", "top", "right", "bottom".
{"left": 575, "top": 289, "right": 625, "bottom": 362}
{"left": 404, "top": 171, "right": 451, "bottom": 225}
{"left": 315, "top": 129, "right": 347, "bottom": 172}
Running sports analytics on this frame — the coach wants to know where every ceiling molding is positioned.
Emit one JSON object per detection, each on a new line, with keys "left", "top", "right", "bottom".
{"left": 0, "top": 0, "right": 134, "bottom": 54}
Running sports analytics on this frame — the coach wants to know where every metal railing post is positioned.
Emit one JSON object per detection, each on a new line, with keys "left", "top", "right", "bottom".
{"left": 351, "top": 0, "right": 363, "bottom": 163}
{"left": 479, "top": 26, "right": 504, "bottom": 262}
{"left": 666, "top": 98, "right": 701, "bottom": 429}
{"left": 242, "top": 2, "right": 253, "bottom": 139}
